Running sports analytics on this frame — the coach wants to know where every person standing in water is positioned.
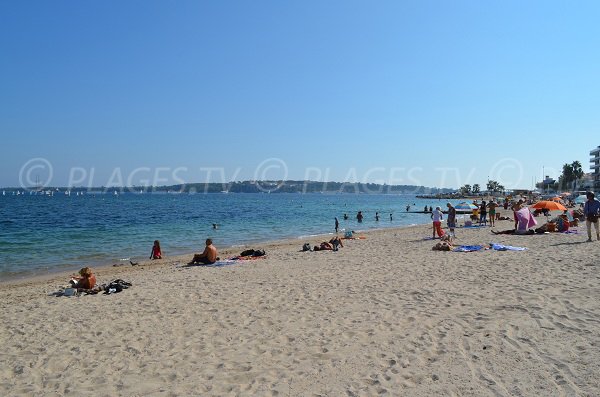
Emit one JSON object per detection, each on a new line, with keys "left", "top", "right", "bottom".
{"left": 357, "top": 211, "right": 363, "bottom": 223}
{"left": 335, "top": 217, "right": 339, "bottom": 233}
{"left": 375, "top": 212, "right": 380, "bottom": 221}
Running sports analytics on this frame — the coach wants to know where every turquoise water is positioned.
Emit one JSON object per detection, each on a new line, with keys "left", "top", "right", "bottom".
{"left": 0, "top": 193, "right": 446, "bottom": 279}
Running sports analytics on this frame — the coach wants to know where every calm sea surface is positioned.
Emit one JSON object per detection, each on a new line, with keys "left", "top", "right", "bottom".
{"left": 0, "top": 192, "right": 449, "bottom": 279}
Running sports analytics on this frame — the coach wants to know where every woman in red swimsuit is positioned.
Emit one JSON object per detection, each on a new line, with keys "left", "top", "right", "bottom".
{"left": 150, "top": 240, "right": 162, "bottom": 259}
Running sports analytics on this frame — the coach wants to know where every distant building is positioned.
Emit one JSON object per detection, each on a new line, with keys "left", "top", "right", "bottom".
{"left": 591, "top": 146, "right": 600, "bottom": 191}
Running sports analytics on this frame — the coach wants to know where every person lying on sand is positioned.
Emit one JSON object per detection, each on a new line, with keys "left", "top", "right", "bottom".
{"left": 432, "top": 234, "right": 454, "bottom": 251}
{"left": 189, "top": 238, "right": 218, "bottom": 265}
{"left": 313, "top": 237, "right": 345, "bottom": 251}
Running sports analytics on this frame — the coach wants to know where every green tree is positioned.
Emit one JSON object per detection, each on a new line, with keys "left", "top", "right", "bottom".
{"left": 460, "top": 184, "right": 472, "bottom": 195}
{"left": 486, "top": 179, "right": 505, "bottom": 193}
{"left": 472, "top": 184, "right": 481, "bottom": 194}
{"left": 559, "top": 161, "right": 585, "bottom": 191}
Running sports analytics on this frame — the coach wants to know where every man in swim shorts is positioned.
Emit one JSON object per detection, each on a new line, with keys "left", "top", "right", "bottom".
{"left": 189, "top": 238, "right": 218, "bottom": 265}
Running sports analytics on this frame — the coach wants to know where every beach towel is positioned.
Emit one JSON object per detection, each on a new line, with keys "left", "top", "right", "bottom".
{"left": 182, "top": 259, "right": 238, "bottom": 267}
{"left": 453, "top": 245, "right": 485, "bottom": 252}
{"left": 204, "top": 259, "right": 239, "bottom": 267}
{"left": 516, "top": 207, "right": 537, "bottom": 231}
{"left": 490, "top": 243, "right": 527, "bottom": 251}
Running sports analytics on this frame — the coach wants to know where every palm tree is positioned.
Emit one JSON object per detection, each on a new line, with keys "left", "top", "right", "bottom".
{"left": 571, "top": 161, "right": 584, "bottom": 191}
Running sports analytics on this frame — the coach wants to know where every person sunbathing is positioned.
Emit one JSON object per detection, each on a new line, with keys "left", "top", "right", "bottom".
{"left": 189, "top": 238, "right": 218, "bottom": 265}
{"left": 70, "top": 267, "right": 97, "bottom": 289}
{"left": 491, "top": 229, "right": 535, "bottom": 235}
{"left": 329, "top": 236, "right": 344, "bottom": 250}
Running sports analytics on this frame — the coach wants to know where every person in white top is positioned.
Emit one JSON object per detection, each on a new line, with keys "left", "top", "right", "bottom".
{"left": 431, "top": 206, "right": 445, "bottom": 238}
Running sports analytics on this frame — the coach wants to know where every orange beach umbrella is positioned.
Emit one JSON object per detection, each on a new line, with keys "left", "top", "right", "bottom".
{"left": 531, "top": 201, "right": 567, "bottom": 211}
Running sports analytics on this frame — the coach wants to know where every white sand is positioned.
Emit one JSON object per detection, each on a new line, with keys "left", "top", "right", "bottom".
{"left": 1, "top": 218, "right": 599, "bottom": 396}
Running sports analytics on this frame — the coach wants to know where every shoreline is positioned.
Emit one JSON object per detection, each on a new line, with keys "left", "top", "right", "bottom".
{"left": 0, "top": 222, "right": 424, "bottom": 288}
{"left": 0, "top": 216, "right": 431, "bottom": 285}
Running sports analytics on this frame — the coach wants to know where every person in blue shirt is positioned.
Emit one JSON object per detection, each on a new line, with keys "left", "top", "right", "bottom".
{"left": 583, "top": 192, "right": 600, "bottom": 242}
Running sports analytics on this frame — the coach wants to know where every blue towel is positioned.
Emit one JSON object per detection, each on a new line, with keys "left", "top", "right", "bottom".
{"left": 490, "top": 243, "right": 527, "bottom": 251}
{"left": 453, "top": 245, "right": 485, "bottom": 252}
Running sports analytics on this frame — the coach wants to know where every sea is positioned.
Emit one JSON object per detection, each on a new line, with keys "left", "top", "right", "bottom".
{"left": 0, "top": 192, "right": 451, "bottom": 280}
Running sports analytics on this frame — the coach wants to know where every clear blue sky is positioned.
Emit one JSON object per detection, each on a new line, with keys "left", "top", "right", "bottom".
{"left": 1, "top": 1, "right": 598, "bottom": 189}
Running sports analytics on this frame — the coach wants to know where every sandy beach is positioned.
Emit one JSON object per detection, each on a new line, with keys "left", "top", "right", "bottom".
{"left": 1, "top": 218, "right": 599, "bottom": 396}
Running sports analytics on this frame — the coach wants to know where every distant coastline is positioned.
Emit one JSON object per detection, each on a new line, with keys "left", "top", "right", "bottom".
{"left": 1, "top": 180, "right": 455, "bottom": 195}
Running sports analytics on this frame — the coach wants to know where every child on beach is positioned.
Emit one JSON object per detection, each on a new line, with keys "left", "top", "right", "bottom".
{"left": 150, "top": 240, "right": 162, "bottom": 259}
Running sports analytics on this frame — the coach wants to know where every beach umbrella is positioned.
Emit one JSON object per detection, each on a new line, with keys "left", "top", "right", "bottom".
{"left": 455, "top": 202, "right": 477, "bottom": 210}
{"left": 575, "top": 195, "right": 587, "bottom": 204}
{"left": 530, "top": 201, "right": 567, "bottom": 212}
{"left": 551, "top": 196, "right": 562, "bottom": 202}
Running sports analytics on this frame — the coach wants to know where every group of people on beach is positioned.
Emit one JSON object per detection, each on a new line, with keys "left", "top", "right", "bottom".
{"left": 67, "top": 192, "right": 600, "bottom": 291}
{"left": 338, "top": 211, "right": 392, "bottom": 229}
{"left": 151, "top": 238, "right": 219, "bottom": 264}
{"left": 429, "top": 191, "right": 600, "bottom": 241}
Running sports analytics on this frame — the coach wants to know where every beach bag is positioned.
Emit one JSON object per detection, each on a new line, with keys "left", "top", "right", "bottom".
{"left": 252, "top": 249, "right": 266, "bottom": 257}
{"left": 302, "top": 243, "right": 311, "bottom": 251}
{"left": 240, "top": 249, "right": 255, "bottom": 257}
{"left": 344, "top": 231, "right": 353, "bottom": 238}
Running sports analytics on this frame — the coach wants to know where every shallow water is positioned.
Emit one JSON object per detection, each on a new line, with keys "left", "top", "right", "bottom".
{"left": 0, "top": 192, "right": 449, "bottom": 279}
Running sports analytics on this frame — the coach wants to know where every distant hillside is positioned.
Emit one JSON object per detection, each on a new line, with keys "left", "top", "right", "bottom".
{"left": 3, "top": 180, "right": 455, "bottom": 194}
{"left": 158, "top": 180, "right": 454, "bottom": 194}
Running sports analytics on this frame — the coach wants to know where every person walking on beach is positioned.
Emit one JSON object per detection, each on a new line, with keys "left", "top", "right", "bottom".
{"left": 583, "top": 192, "right": 600, "bottom": 242}
{"left": 446, "top": 203, "right": 456, "bottom": 237}
{"left": 431, "top": 206, "right": 445, "bottom": 238}
{"left": 335, "top": 217, "right": 339, "bottom": 233}
{"left": 357, "top": 211, "right": 363, "bottom": 223}
{"left": 189, "top": 238, "right": 218, "bottom": 265}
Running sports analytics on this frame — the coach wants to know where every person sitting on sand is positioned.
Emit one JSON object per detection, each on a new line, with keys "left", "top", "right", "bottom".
{"left": 493, "top": 203, "right": 537, "bottom": 234}
{"left": 150, "top": 240, "right": 162, "bottom": 259}
{"left": 189, "top": 238, "right": 218, "bottom": 265}
{"left": 71, "top": 267, "right": 97, "bottom": 289}
{"left": 555, "top": 214, "right": 570, "bottom": 232}
{"left": 329, "top": 236, "right": 344, "bottom": 251}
